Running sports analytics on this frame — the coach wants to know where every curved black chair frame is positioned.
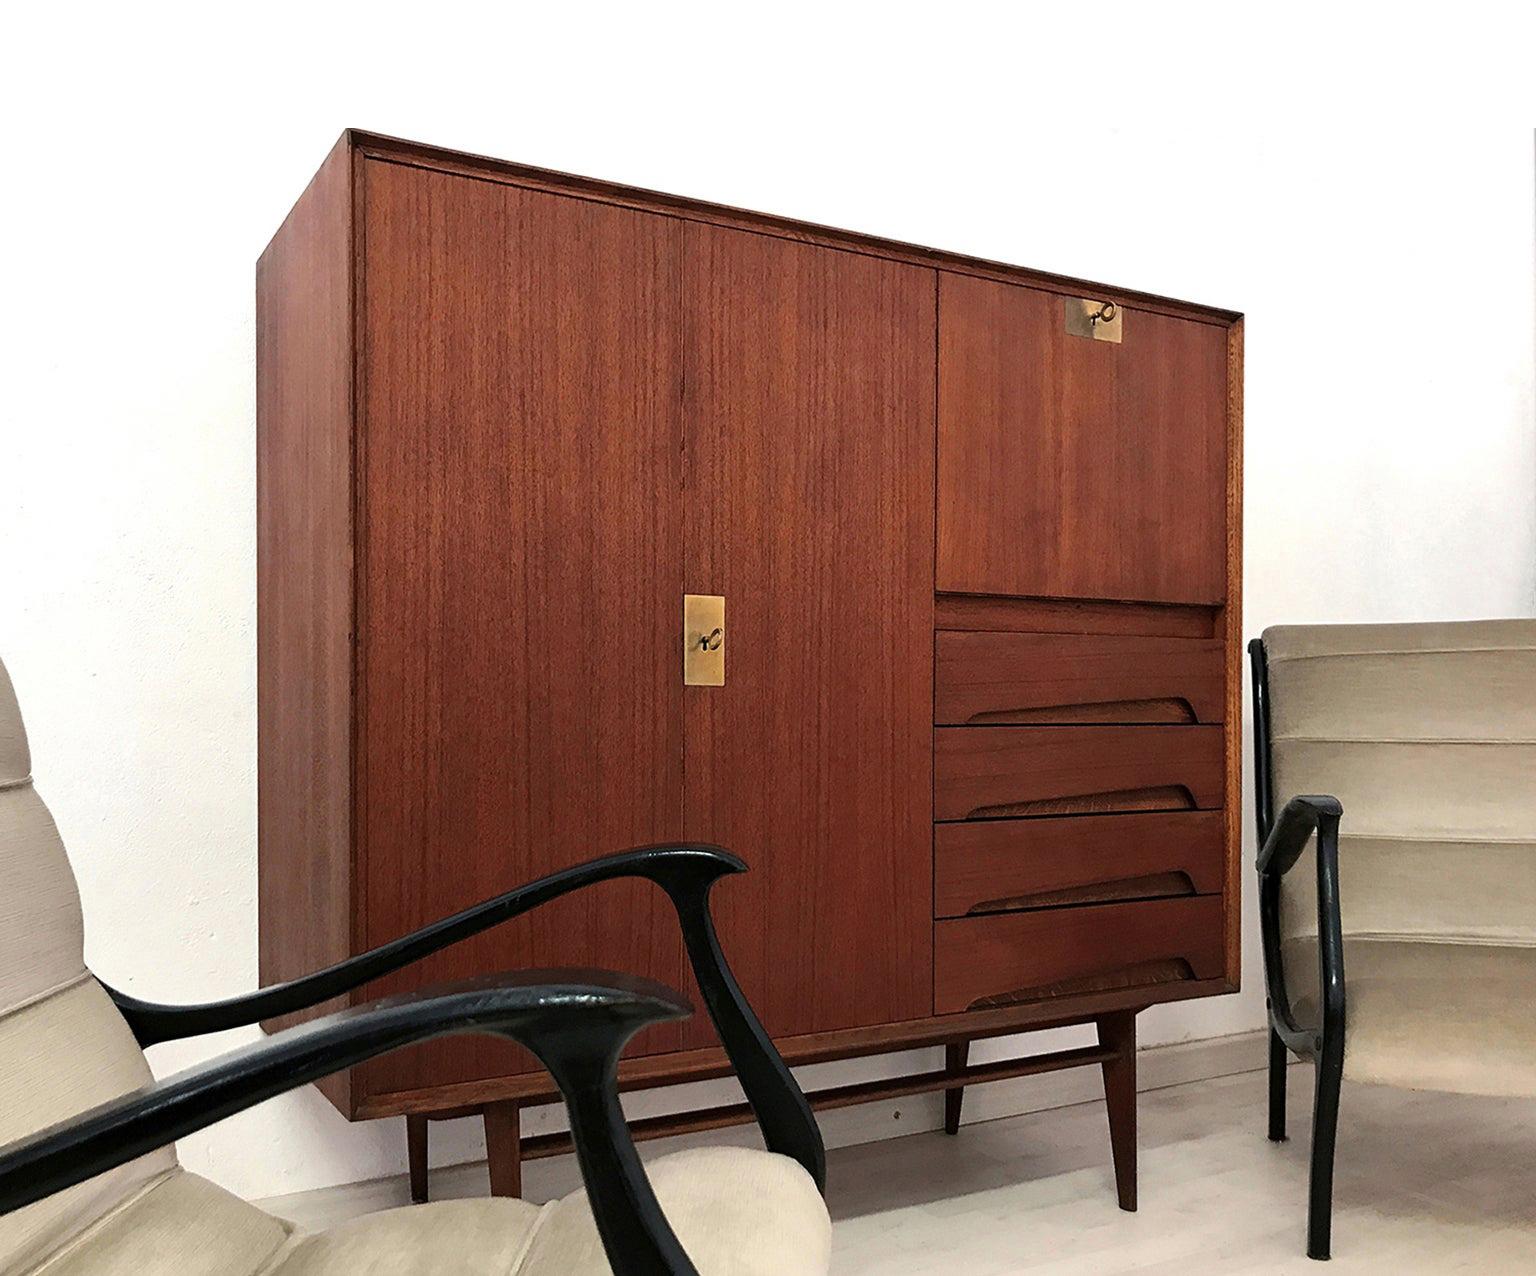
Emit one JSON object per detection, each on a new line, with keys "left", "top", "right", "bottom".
{"left": 1250, "top": 638, "right": 1346, "bottom": 1261}
{"left": 0, "top": 844, "right": 826, "bottom": 1276}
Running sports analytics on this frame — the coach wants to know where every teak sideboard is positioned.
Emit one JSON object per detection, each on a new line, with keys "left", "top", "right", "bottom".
{"left": 257, "top": 130, "right": 1243, "bottom": 1206}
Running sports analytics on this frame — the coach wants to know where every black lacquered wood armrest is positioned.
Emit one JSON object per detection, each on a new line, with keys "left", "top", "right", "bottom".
{"left": 1257, "top": 796, "right": 1347, "bottom": 1058}
{"left": 1257, "top": 795, "right": 1344, "bottom": 877}
{"left": 103, "top": 843, "right": 826, "bottom": 1191}
{"left": 106, "top": 847, "right": 741, "bottom": 1040}
{"left": 1, "top": 970, "right": 703, "bottom": 1275}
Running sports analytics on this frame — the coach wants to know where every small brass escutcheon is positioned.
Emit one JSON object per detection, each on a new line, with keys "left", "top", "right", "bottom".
{"left": 1065, "top": 297, "right": 1124, "bottom": 344}
{"left": 683, "top": 594, "right": 725, "bottom": 686}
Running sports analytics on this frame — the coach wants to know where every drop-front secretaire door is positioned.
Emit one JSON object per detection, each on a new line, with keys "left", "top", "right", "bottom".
{"left": 936, "top": 273, "right": 1229, "bottom": 605}
{"left": 680, "top": 224, "right": 936, "bottom": 1041}
{"left": 355, "top": 160, "right": 689, "bottom": 1097}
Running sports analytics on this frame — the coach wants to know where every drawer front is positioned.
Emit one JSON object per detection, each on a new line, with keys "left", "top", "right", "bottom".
{"left": 934, "top": 896, "right": 1224, "bottom": 1013}
{"left": 935, "top": 810, "right": 1225, "bottom": 919}
{"left": 936, "top": 631, "right": 1224, "bottom": 725}
{"left": 934, "top": 725, "right": 1224, "bottom": 821}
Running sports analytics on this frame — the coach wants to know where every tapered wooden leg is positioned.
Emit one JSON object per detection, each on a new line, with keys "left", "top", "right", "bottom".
{"left": 484, "top": 1101, "right": 522, "bottom": 1198}
{"left": 944, "top": 1041, "right": 969, "bottom": 1135}
{"left": 406, "top": 1114, "right": 429, "bottom": 1203}
{"left": 1097, "top": 1010, "right": 1138, "bottom": 1212}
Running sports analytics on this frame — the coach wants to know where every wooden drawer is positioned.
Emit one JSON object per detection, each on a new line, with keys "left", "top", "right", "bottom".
{"left": 934, "top": 896, "right": 1224, "bottom": 1013}
{"left": 934, "top": 725, "right": 1224, "bottom": 821}
{"left": 935, "top": 810, "right": 1225, "bottom": 919}
{"left": 936, "top": 630, "right": 1224, "bottom": 725}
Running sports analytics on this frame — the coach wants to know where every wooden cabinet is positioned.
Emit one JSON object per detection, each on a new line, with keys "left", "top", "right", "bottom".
{"left": 258, "top": 131, "right": 1242, "bottom": 1198}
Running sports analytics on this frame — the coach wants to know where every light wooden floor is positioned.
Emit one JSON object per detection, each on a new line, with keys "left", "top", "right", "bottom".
{"left": 265, "top": 1066, "right": 1536, "bottom": 1272}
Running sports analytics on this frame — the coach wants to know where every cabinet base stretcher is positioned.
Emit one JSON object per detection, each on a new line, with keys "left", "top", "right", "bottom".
{"left": 406, "top": 1009, "right": 1139, "bottom": 1213}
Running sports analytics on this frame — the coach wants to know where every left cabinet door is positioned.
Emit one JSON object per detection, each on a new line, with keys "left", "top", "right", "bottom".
{"left": 354, "top": 160, "right": 689, "bottom": 1099}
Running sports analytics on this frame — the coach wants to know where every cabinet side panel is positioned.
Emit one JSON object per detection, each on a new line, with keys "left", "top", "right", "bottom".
{"left": 1222, "top": 317, "right": 1245, "bottom": 985}
{"left": 256, "top": 138, "right": 356, "bottom": 1112}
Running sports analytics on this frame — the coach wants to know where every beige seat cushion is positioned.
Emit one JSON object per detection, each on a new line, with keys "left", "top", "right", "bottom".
{"left": 272, "top": 1147, "right": 829, "bottom": 1276}
{"left": 274, "top": 1197, "right": 547, "bottom": 1275}
{"left": 519, "top": 1147, "right": 830, "bottom": 1275}
{"left": 33, "top": 1172, "right": 290, "bottom": 1276}
{"left": 1288, "top": 938, "right": 1536, "bottom": 1096}
{"left": 23, "top": 1142, "right": 828, "bottom": 1276}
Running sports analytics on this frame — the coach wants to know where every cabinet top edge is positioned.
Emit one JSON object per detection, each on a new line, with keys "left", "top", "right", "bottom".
{"left": 330, "top": 128, "right": 1243, "bottom": 329}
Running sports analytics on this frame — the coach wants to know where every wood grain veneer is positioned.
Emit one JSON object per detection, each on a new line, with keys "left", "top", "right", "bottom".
{"left": 679, "top": 222, "right": 935, "bottom": 1041}
{"left": 346, "top": 131, "right": 1240, "bottom": 330}
{"left": 936, "top": 631, "right": 1225, "bottom": 725}
{"left": 1221, "top": 318, "right": 1246, "bottom": 984}
{"left": 932, "top": 595, "right": 1219, "bottom": 638}
{"left": 934, "top": 896, "right": 1225, "bottom": 1014}
{"left": 934, "top": 811, "right": 1226, "bottom": 919}
{"left": 352, "top": 158, "right": 691, "bottom": 1098}
{"left": 934, "top": 725, "right": 1225, "bottom": 822}
{"left": 936, "top": 274, "right": 1229, "bottom": 604}
{"left": 352, "top": 974, "right": 1234, "bottom": 1116}
{"left": 256, "top": 135, "right": 356, "bottom": 1112}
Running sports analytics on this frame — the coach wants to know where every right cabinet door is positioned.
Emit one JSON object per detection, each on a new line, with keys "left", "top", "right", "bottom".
{"left": 678, "top": 222, "right": 937, "bottom": 1042}
{"left": 937, "top": 273, "right": 1229, "bottom": 604}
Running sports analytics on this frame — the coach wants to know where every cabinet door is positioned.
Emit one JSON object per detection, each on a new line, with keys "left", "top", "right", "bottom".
{"left": 680, "top": 225, "right": 936, "bottom": 1040}
{"left": 355, "top": 161, "right": 688, "bottom": 1096}
{"left": 937, "top": 273, "right": 1229, "bottom": 604}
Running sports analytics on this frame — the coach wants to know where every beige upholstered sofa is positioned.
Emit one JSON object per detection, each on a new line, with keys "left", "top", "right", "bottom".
{"left": 1251, "top": 619, "right": 1536, "bottom": 1260}
{"left": 0, "top": 657, "right": 831, "bottom": 1275}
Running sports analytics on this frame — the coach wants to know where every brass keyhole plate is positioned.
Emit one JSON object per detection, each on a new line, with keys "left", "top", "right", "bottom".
{"left": 1064, "top": 297, "right": 1124, "bottom": 344}
{"left": 684, "top": 594, "right": 725, "bottom": 686}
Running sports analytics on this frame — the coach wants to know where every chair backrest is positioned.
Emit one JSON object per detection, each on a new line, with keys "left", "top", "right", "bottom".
{"left": 1261, "top": 620, "right": 1536, "bottom": 970}
{"left": 0, "top": 659, "right": 175, "bottom": 1274}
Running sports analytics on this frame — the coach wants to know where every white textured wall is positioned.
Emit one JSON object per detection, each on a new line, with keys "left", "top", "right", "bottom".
{"left": 2, "top": 4, "right": 1533, "bottom": 1200}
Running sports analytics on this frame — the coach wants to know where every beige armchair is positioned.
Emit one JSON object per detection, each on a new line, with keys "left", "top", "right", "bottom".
{"left": 0, "top": 657, "right": 832, "bottom": 1275}
{"left": 1250, "top": 619, "right": 1536, "bottom": 1260}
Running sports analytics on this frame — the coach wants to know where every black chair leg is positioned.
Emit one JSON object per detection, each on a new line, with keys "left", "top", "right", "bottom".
{"left": 1307, "top": 1048, "right": 1343, "bottom": 1261}
{"left": 1267, "top": 1028, "right": 1288, "bottom": 1142}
